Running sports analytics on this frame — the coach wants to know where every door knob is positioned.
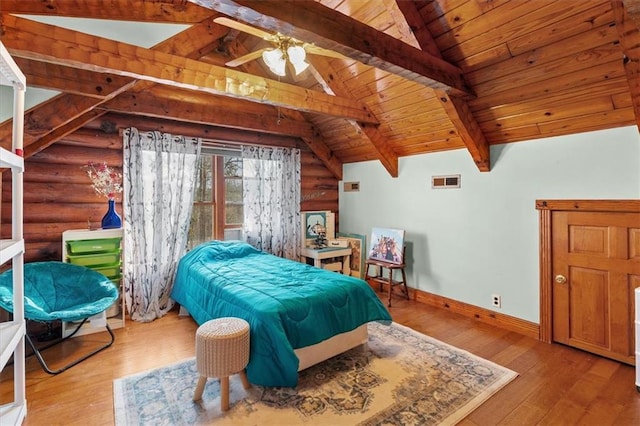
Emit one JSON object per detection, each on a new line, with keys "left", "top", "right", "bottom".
{"left": 555, "top": 274, "right": 567, "bottom": 284}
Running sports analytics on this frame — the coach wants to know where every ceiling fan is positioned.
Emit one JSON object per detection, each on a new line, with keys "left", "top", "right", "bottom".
{"left": 214, "top": 17, "right": 344, "bottom": 77}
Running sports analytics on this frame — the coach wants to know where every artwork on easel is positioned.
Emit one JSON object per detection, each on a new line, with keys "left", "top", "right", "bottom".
{"left": 368, "top": 227, "right": 405, "bottom": 264}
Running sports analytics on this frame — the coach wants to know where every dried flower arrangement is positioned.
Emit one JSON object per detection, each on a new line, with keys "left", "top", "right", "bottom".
{"left": 85, "top": 162, "right": 123, "bottom": 200}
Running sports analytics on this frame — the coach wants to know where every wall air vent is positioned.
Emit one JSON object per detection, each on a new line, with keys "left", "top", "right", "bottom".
{"left": 344, "top": 181, "right": 360, "bottom": 192}
{"left": 432, "top": 174, "right": 461, "bottom": 189}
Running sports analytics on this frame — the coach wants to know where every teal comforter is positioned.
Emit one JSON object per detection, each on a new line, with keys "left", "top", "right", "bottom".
{"left": 171, "top": 240, "right": 391, "bottom": 387}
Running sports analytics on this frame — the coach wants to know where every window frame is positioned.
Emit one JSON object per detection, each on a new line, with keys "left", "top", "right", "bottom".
{"left": 190, "top": 152, "right": 243, "bottom": 246}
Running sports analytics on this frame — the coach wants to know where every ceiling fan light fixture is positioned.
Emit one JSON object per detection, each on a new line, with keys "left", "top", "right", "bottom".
{"left": 287, "top": 45, "right": 309, "bottom": 75}
{"left": 262, "top": 48, "right": 286, "bottom": 76}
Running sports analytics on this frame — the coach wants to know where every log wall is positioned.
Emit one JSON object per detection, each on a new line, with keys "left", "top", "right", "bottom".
{"left": 1, "top": 124, "right": 338, "bottom": 263}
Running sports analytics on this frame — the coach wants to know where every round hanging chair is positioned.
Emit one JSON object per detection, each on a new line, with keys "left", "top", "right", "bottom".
{"left": 0, "top": 261, "right": 119, "bottom": 374}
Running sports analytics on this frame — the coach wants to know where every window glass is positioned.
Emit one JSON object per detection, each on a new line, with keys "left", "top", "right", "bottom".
{"left": 193, "top": 155, "right": 213, "bottom": 202}
{"left": 187, "top": 153, "right": 243, "bottom": 249}
{"left": 224, "top": 156, "right": 243, "bottom": 226}
{"left": 225, "top": 179, "right": 243, "bottom": 224}
{"left": 187, "top": 204, "right": 213, "bottom": 250}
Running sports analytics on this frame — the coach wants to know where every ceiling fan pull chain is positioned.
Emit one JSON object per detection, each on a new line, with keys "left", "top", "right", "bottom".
{"left": 277, "top": 76, "right": 282, "bottom": 125}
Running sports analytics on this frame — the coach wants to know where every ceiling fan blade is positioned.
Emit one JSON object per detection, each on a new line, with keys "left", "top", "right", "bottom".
{"left": 214, "top": 17, "right": 275, "bottom": 41}
{"left": 225, "top": 48, "right": 269, "bottom": 67}
{"left": 288, "top": 61, "right": 315, "bottom": 83}
{"left": 304, "top": 44, "right": 347, "bottom": 60}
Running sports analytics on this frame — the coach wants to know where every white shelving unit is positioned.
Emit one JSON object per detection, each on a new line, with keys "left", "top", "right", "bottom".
{"left": 0, "top": 41, "right": 27, "bottom": 425}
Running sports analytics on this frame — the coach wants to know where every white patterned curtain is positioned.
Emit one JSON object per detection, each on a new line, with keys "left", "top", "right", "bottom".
{"left": 242, "top": 146, "right": 301, "bottom": 260}
{"left": 123, "top": 128, "right": 202, "bottom": 322}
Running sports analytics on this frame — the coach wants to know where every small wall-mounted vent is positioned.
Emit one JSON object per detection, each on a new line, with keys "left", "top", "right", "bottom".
{"left": 432, "top": 174, "right": 461, "bottom": 189}
{"left": 344, "top": 181, "right": 360, "bottom": 192}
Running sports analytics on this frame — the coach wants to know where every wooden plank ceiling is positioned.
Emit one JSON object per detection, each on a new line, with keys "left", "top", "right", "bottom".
{"left": 0, "top": 0, "right": 638, "bottom": 179}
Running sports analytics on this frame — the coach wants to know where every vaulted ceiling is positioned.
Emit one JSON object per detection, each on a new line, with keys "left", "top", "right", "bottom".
{"left": 1, "top": 0, "right": 639, "bottom": 179}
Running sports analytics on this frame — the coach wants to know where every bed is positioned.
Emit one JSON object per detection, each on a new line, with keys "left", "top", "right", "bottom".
{"left": 170, "top": 240, "right": 392, "bottom": 387}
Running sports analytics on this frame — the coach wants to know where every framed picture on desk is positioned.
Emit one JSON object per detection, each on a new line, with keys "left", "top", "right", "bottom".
{"left": 337, "top": 232, "right": 366, "bottom": 279}
{"left": 302, "top": 211, "right": 335, "bottom": 247}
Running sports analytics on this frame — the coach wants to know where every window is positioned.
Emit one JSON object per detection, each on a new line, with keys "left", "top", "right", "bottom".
{"left": 187, "top": 153, "right": 243, "bottom": 249}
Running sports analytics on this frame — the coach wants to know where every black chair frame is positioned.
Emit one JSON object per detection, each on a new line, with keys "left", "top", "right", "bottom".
{"left": 24, "top": 318, "right": 115, "bottom": 375}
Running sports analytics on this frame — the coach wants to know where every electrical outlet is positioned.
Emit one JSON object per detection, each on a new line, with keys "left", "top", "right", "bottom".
{"left": 492, "top": 294, "right": 501, "bottom": 308}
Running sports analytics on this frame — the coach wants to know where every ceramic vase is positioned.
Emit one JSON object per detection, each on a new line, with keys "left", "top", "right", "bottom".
{"left": 101, "top": 199, "right": 122, "bottom": 229}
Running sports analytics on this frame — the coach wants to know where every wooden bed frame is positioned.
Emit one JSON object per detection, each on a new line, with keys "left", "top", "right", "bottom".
{"left": 180, "top": 306, "right": 368, "bottom": 372}
{"left": 295, "top": 324, "right": 368, "bottom": 371}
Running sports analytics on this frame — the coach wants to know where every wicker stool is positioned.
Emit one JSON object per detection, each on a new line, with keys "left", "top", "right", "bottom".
{"left": 193, "top": 317, "right": 251, "bottom": 411}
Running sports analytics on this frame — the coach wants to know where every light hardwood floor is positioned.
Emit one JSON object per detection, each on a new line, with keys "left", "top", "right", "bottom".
{"left": 1, "top": 293, "right": 639, "bottom": 425}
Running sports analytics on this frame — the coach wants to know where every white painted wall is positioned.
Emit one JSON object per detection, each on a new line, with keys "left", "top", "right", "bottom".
{"left": 339, "top": 126, "right": 640, "bottom": 323}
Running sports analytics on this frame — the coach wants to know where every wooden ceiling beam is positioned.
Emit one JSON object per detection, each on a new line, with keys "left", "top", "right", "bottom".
{"left": 621, "top": 0, "right": 640, "bottom": 27}
{"left": 309, "top": 58, "right": 399, "bottom": 177}
{"left": 13, "top": 58, "right": 132, "bottom": 99}
{"left": 25, "top": 109, "right": 108, "bottom": 157}
{"left": 0, "top": 14, "right": 379, "bottom": 124}
{"left": 394, "top": 1, "right": 490, "bottom": 171}
{"left": 0, "top": 93, "right": 132, "bottom": 151}
{"left": 90, "top": 112, "right": 303, "bottom": 149}
{"left": 358, "top": 124, "right": 399, "bottom": 177}
{"left": 393, "top": 0, "right": 443, "bottom": 58}
{"left": 103, "top": 89, "right": 317, "bottom": 138}
{"left": 615, "top": 0, "right": 640, "bottom": 132}
{"left": 436, "top": 90, "right": 490, "bottom": 172}
{"left": 299, "top": 132, "right": 344, "bottom": 180}
{"left": 0, "top": 0, "right": 217, "bottom": 23}
{"left": 188, "top": 0, "right": 474, "bottom": 97}
{"left": 0, "top": 18, "right": 228, "bottom": 154}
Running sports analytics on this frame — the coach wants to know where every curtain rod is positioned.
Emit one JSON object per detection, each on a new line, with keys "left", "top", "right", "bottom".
{"left": 201, "top": 142, "right": 241, "bottom": 156}
{"left": 202, "top": 139, "right": 302, "bottom": 151}
{"left": 117, "top": 128, "right": 304, "bottom": 151}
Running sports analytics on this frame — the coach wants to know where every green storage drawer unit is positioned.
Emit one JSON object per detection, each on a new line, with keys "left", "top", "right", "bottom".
{"left": 62, "top": 228, "right": 125, "bottom": 338}
{"left": 67, "top": 249, "right": 121, "bottom": 268}
{"left": 93, "top": 264, "right": 122, "bottom": 280}
{"left": 66, "top": 237, "right": 121, "bottom": 254}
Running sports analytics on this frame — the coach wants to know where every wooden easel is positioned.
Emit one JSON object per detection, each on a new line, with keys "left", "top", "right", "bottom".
{"left": 365, "top": 248, "right": 409, "bottom": 307}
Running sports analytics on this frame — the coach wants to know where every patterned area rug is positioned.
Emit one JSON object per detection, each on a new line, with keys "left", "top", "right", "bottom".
{"left": 113, "top": 322, "right": 517, "bottom": 425}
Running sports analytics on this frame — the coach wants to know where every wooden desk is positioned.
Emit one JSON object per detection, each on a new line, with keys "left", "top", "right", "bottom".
{"left": 300, "top": 247, "right": 352, "bottom": 275}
